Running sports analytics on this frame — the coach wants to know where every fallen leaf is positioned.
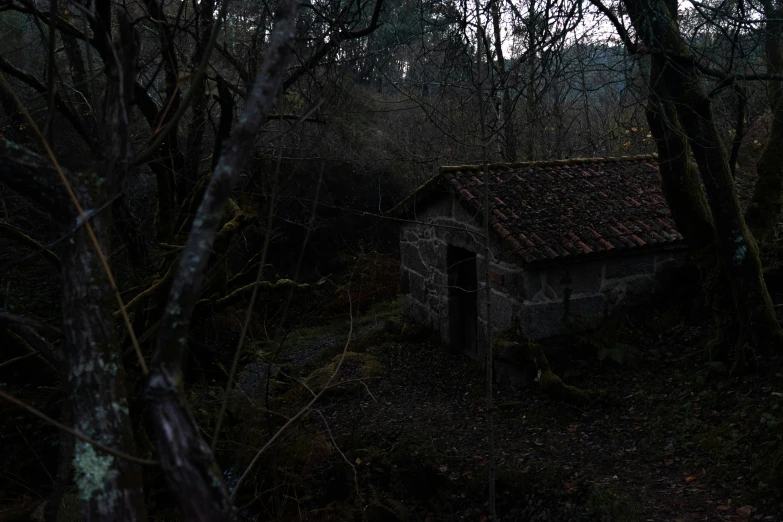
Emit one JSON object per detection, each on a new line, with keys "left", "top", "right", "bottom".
{"left": 684, "top": 475, "right": 697, "bottom": 482}
{"left": 736, "top": 505, "right": 753, "bottom": 517}
{"left": 355, "top": 458, "right": 362, "bottom": 465}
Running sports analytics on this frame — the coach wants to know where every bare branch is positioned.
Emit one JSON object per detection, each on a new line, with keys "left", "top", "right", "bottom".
{"left": 0, "top": 312, "right": 61, "bottom": 337}
{"left": 0, "top": 389, "right": 158, "bottom": 466}
{"left": 0, "top": 220, "right": 61, "bottom": 267}
{"left": 230, "top": 290, "right": 355, "bottom": 500}
{"left": 0, "top": 138, "right": 70, "bottom": 213}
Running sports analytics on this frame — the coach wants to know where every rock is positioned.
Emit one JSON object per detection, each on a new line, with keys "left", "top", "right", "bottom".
{"left": 237, "top": 362, "right": 277, "bottom": 396}
{"left": 305, "top": 352, "right": 385, "bottom": 393}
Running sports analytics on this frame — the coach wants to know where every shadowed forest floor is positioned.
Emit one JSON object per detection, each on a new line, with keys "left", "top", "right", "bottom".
{"left": 236, "top": 298, "right": 783, "bottom": 521}
{"left": 4, "top": 288, "right": 783, "bottom": 521}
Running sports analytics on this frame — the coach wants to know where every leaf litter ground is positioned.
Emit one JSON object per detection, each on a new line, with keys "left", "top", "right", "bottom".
{"left": 280, "top": 300, "right": 783, "bottom": 521}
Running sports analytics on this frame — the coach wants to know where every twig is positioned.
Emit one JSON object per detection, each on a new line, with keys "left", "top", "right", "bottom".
{"left": 133, "top": 0, "right": 229, "bottom": 166}
{"left": 16, "top": 425, "right": 53, "bottom": 482}
{"left": 0, "top": 220, "right": 60, "bottom": 267}
{"left": 0, "top": 194, "right": 119, "bottom": 271}
{"left": 312, "top": 409, "right": 359, "bottom": 496}
{"left": 0, "top": 312, "right": 61, "bottom": 337}
{"left": 115, "top": 262, "right": 177, "bottom": 318}
{"left": 0, "top": 352, "right": 39, "bottom": 369}
{"left": 0, "top": 388, "right": 158, "bottom": 466}
{"left": 230, "top": 291, "right": 355, "bottom": 500}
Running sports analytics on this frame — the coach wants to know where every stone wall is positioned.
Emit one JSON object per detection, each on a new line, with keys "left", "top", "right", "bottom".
{"left": 400, "top": 193, "right": 687, "bottom": 358}
{"left": 517, "top": 252, "right": 684, "bottom": 339}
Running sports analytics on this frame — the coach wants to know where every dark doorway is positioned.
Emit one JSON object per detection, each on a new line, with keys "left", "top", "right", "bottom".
{"left": 448, "top": 246, "right": 478, "bottom": 355}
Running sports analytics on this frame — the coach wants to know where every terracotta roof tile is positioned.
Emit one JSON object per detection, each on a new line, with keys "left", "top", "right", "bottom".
{"left": 440, "top": 156, "right": 683, "bottom": 263}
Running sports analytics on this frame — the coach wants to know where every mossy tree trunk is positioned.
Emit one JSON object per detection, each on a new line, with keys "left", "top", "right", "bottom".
{"left": 645, "top": 56, "right": 739, "bottom": 359}
{"left": 745, "top": 0, "right": 783, "bottom": 247}
{"left": 65, "top": 15, "right": 147, "bottom": 520}
{"left": 623, "top": 0, "right": 783, "bottom": 351}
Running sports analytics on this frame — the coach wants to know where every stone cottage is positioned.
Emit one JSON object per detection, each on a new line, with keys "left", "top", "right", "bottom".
{"left": 393, "top": 155, "right": 687, "bottom": 360}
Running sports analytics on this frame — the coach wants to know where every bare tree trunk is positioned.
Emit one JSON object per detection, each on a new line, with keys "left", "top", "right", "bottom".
{"left": 623, "top": 0, "right": 783, "bottom": 351}
{"left": 0, "top": 140, "right": 147, "bottom": 521}
{"left": 62, "top": 213, "right": 147, "bottom": 520}
{"left": 490, "top": 0, "right": 516, "bottom": 161}
{"left": 646, "top": 62, "right": 715, "bottom": 255}
{"left": 745, "top": 0, "right": 783, "bottom": 246}
{"left": 63, "top": 14, "right": 147, "bottom": 519}
{"left": 473, "top": 3, "right": 497, "bottom": 519}
{"left": 524, "top": 0, "right": 536, "bottom": 161}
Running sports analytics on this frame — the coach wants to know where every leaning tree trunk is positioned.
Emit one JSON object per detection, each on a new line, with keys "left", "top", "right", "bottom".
{"left": 745, "top": 0, "right": 783, "bottom": 246}
{"left": 145, "top": 1, "right": 300, "bottom": 519}
{"left": 646, "top": 56, "right": 740, "bottom": 359}
{"left": 623, "top": 0, "right": 783, "bottom": 351}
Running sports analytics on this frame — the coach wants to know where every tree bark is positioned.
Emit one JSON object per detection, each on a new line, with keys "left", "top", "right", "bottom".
{"left": 623, "top": 0, "right": 783, "bottom": 350}
{"left": 58, "top": 14, "right": 148, "bottom": 520}
{"left": 745, "top": 0, "right": 783, "bottom": 246}
{"left": 60, "top": 191, "right": 146, "bottom": 521}
{"left": 646, "top": 60, "right": 715, "bottom": 255}
{"left": 646, "top": 56, "right": 740, "bottom": 360}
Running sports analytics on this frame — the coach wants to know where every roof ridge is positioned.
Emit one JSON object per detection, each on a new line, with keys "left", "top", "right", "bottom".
{"left": 439, "top": 154, "right": 658, "bottom": 173}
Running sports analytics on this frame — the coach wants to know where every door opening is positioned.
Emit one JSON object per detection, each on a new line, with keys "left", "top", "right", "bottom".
{"left": 447, "top": 246, "right": 478, "bottom": 355}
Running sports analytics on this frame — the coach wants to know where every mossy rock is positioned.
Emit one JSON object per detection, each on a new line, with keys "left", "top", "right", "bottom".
{"left": 539, "top": 369, "right": 591, "bottom": 406}
{"left": 382, "top": 317, "right": 431, "bottom": 342}
{"left": 305, "top": 351, "right": 385, "bottom": 393}
{"left": 494, "top": 338, "right": 531, "bottom": 366}
{"left": 398, "top": 323, "right": 431, "bottom": 343}
{"left": 383, "top": 317, "right": 404, "bottom": 335}
{"left": 366, "top": 497, "right": 411, "bottom": 522}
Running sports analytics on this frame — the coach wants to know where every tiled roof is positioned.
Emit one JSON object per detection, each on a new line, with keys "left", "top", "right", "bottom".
{"left": 414, "top": 155, "right": 684, "bottom": 265}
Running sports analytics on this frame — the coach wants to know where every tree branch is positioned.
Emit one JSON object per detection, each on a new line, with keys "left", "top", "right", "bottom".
{"left": 0, "top": 221, "right": 61, "bottom": 267}
{"left": 0, "top": 138, "right": 70, "bottom": 214}
{"left": 0, "top": 312, "right": 62, "bottom": 337}
{"left": 145, "top": 1, "right": 301, "bottom": 519}
{"left": 0, "top": 55, "right": 92, "bottom": 145}
{"left": 283, "top": 0, "right": 383, "bottom": 89}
